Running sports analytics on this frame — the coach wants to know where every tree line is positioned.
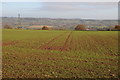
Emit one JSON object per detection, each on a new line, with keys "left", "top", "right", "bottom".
{"left": 3, "top": 24, "right": 120, "bottom": 31}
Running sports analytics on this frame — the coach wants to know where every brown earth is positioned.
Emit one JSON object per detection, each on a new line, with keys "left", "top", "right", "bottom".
{"left": 2, "top": 41, "right": 19, "bottom": 46}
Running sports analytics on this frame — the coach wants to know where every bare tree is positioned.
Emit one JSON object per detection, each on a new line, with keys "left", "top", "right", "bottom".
{"left": 115, "top": 25, "right": 120, "bottom": 30}
{"left": 4, "top": 24, "right": 12, "bottom": 29}
{"left": 42, "top": 26, "right": 49, "bottom": 30}
{"left": 75, "top": 24, "right": 86, "bottom": 31}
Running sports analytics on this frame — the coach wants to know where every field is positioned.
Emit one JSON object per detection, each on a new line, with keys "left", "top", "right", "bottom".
{"left": 2, "top": 29, "right": 118, "bottom": 78}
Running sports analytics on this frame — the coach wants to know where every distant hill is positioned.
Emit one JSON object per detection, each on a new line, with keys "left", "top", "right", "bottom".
{"left": 1, "top": 17, "right": 118, "bottom": 30}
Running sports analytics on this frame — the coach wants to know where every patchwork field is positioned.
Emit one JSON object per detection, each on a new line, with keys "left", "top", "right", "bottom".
{"left": 2, "top": 29, "right": 119, "bottom": 78}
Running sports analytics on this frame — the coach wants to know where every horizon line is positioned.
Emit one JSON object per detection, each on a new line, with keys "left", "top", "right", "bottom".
{"left": 1, "top": 16, "right": 118, "bottom": 20}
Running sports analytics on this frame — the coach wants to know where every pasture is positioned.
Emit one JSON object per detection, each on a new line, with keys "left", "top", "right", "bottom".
{"left": 2, "top": 29, "right": 118, "bottom": 78}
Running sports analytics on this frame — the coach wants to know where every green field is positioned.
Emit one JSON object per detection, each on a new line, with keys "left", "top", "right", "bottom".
{"left": 2, "top": 29, "right": 118, "bottom": 78}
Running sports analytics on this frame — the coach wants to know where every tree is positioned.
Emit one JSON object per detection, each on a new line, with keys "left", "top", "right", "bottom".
{"left": 111, "top": 25, "right": 120, "bottom": 31}
{"left": 115, "top": 25, "right": 120, "bottom": 30}
{"left": 4, "top": 24, "right": 12, "bottom": 29}
{"left": 42, "top": 26, "right": 49, "bottom": 30}
{"left": 75, "top": 24, "right": 86, "bottom": 30}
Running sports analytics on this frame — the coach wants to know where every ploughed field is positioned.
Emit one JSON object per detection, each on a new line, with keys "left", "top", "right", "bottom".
{"left": 2, "top": 29, "right": 118, "bottom": 78}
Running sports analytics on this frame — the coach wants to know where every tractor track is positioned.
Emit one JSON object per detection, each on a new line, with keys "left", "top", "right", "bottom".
{"left": 39, "top": 32, "right": 68, "bottom": 50}
{"left": 39, "top": 31, "right": 73, "bottom": 51}
{"left": 60, "top": 31, "right": 73, "bottom": 51}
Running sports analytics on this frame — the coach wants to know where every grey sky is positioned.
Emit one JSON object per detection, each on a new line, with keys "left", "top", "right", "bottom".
{"left": 2, "top": 2, "right": 118, "bottom": 20}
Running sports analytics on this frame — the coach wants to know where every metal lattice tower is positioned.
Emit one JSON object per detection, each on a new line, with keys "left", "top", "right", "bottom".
{"left": 17, "top": 13, "right": 21, "bottom": 28}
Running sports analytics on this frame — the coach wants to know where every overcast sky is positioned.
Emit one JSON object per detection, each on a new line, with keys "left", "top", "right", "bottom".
{"left": 2, "top": 2, "right": 118, "bottom": 20}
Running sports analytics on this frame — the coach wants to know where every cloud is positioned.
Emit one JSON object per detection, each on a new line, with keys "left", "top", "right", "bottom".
{"left": 35, "top": 2, "right": 118, "bottom": 19}
{"left": 37, "top": 2, "right": 117, "bottom": 12}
